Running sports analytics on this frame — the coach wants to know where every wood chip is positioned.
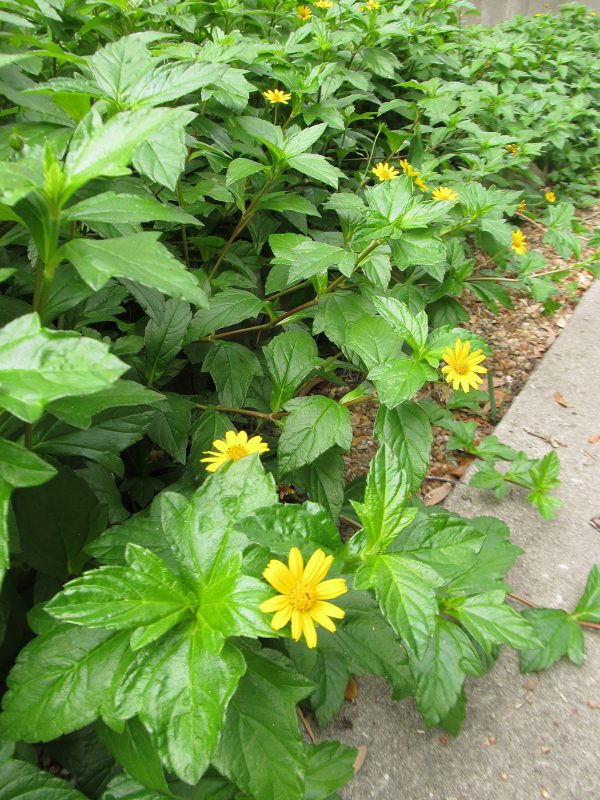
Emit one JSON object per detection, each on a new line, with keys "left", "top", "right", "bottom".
{"left": 344, "top": 676, "right": 358, "bottom": 702}
{"left": 586, "top": 699, "right": 600, "bottom": 710}
{"left": 424, "top": 483, "right": 452, "bottom": 505}
{"left": 541, "top": 746, "right": 550, "bottom": 754}
{"left": 500, "top": 773, "right": 509, "bottom": 781}
{"left": 523, "top": 677, "right": 538, "bottom": 692}
{"left": 486, "top": 735, "right": 497, "bottom": 746}
{"left": 541, "top": 789, "right": 551, "bottom": 799}
{"left": 554, "top": 391, "right": 569, "bottom": 408}
{"left": 588, "top": 434, "right": 600, "bottom": 444}
{"left": 353, "top": 744, "right": 368, "bottom": 775}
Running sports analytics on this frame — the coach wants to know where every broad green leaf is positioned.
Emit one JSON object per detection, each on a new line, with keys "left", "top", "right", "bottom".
{"left": 362, "top": 553, "right": 444, "bottom": 658}
{"left": 186, "top": 289, "right": 264, "bottom": 341}
{"left": 0, "top": 159, "right": 41, "bottom": 206}
{"left": 241, "top": 501, "right": 341, "bottom": 557}
{"left": 259, "top": 192, "right": 319, "bottom": 216}
{"left": 519, "top": 609, "right": 585, "bottom": 672}
{"left": 214, "top": 646, "right": 314, "bottom": 800}
{"left": 45, "top": 544, "right": 196, "bottom": 647}
{"left": 0, "top": 478, "right": 11, "bottom": 588}
{"left": 352, "top": 446, "right": 414, "bottom": 552}
{"left": 263, "top": 330, "right": 320, "bottom": 412}
{"left": 374, "top": 402, "right": 432, "bottom": 492}
{"left": 278, "top": 396, "right": 352, "bottom": 475}
{"left": 304, "top": 741, "right": 356, "bottom": 800}
{"left": 0, "top": 313, "right": 127, "bottom": 423}
{"left": 297, "top": 448, "right": 345, "bottom": 522}
{"left": 225, "top": 157, "right": 266, "bottom": 186}
{"left": 64, "top": 107, "right": 194, "bottom": 195}
{"left": 0, "top": 627, "right": 130, "bottom": 742}
{"left": 144, "top": 299, "right": 192, "bottom": 386}
{"left": 64, "top": 192, "right": 200, "bottom": 226}
{"left": 410, "top": 618, "right": 483, "bottom": 728}
{"left": 128, "top": 61, "right": 226, "bottom": 107}
{"left": 313, "top": 292, "right": 374, "bottom": 351}
{"left": 61, "top": 233, "right": 208, "bottom": 307}
{"left": 287, "top": 646, "right": 349, "bottom": 728}
{"left": 202, "top": 342, "right": 262, "bottom": 407}
{"left": 132, "top": 119, "right": 189, "bottom": 191}
{"left": 283, "top": 123, "right": 327, "bottom": 157}
{"left": 269, "top": 234, "right": 350, "bottom": 285}
{"left": 452, "top": 591, "right": 539, "bottom": 654}
{"left": 286, "top": 152, "right": 344, "bottom": 188}
{"left": 47, "top": 380, "right": 164, "bottom": 429}
{"left": 96, "top": 718, "right": 169, "bottom": 795}
{"left": 390, "top": 230, "right": 447, "bottom": 271}
{"left": 368, "top": 358, "right": 437, "bottom": 409}
{"left": 346, "top": 316, "right": 402, "bottom": 370}
{"left": 0, "top": 438, "right": 56, "bottom": 487}
{"left": 148, "top": 396, "right": 192, "bottom": 464}
{"left": 160, "top": 456, "right": 277, "bottom": 586}
{"left": 372, "top": 295, "right": 428, "bottom": 352}
{"left": 0, "top": 759, "right": 88, "bottom": 800}
{"left": 115, "top": 624, "right": 245, "bottom": 785}
{"left": 573, "top": 565, "right": 600, "bottom": 623}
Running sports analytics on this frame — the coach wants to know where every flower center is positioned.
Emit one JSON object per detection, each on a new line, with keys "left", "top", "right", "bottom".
{"left": 455, "top": 362, "right": 469, "bottom": 375}
{"left": 289, "top": 583, "right": 315, "bottom": 612}
{"left": 227, "top": 444, "right": 249, "bottom": 461}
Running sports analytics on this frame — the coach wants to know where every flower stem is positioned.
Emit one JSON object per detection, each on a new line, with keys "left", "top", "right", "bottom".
{"left": 487, "top": 370, "right": 498, "bottom": 424}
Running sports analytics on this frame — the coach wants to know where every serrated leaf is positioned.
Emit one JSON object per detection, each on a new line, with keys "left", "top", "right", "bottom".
{"left": 297, "top": 448, "right": 345, "bottom": 522}
{"left": 286, "top": 153, "right": 344, "bottom": 188}
{"left": 187, "top": 289, "right": 264, "bottom": 341}
{"left": 304, "top": 741, "right": 356, "bottom": 800}
{"left": 372, "top": 296, "right": 428, "bottom": 352}
{"left": 374, "top": 402, "right": 432, "bottom": 492}
{"left": 452, "top": 591, "right": 539, "bottom": 654}
{"left": 574, "top": 565, "right": 600, "bottom": 623}
{"left": 0, "top": 759, "right": 88, "bottom": 800}
{"left": 519, "top": 609, "right": 585, "bottom": 672}
{"left": 144, "top": 299, "right": 192, "bottom": 386}
{"left": 0, "top": 438, "right": 56, "bottom": 488}
{"left": 97, "top": 718, "right": 169, "bottom": 795}
{"left": 368, "top": 358, "right": 437, "bottom": 409}
{"left": 47, "top": 380, "right": 164, "bottom": 429}
{"left": 278, "top": 396, "right": 352, "bottom": 475}
{"left": 148, "top": 395, "right": 192, "bottom": 464}
{"left": 346, "top": 316, "right": 403, "bottom": 370}
{"left": 241, "top": 501, "right": 341, "bottom": 557}
{"left": 0, "top": 313, "right": 127, "bottom": 423}
{"left": 202, "top": 342, "right": 262, "bottom": 407}
{"left": 64, "top": 192, "right": 200, "bottom": 226}
{"left": 263, "top": 330, "right": 320, "bottom": 412}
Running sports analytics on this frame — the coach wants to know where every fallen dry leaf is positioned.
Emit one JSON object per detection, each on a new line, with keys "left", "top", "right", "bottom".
{"left": 424, "top": 483, "right": 452, "bottom": 506}
{"left": 344, "top": 676, "right": 358, "bottom": 702}
{"left": 588, "top": 434, "right": 600, "bottom": 445}
{"left": 353, "top": 745, "right": 368, "bottom": 775}
{"left": 439, "top": 734, "right": 449, "bottom": 746}
{"left": 523, "top": 677, "right": 538, "bottom": 692}
{"left": 586, "top": 699, "right": 600, "bottom": 710}
{"left": 554, "top": 391, "right": 569, "bottom": 408}
{"left": 589, "top": 517, "right": 600, "bottom": 532}
{"left": 486, "top": 735, "right": 497, "bottom": 746}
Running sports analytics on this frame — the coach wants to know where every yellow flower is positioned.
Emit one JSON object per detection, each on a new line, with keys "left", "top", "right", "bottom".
{"left": 263, "top": 88, "right": 292, "bottom": 105}
{"left": 313, "top": 0, "right": 333, "bottom": 7}
{"left": 512, "top": 229, "right": 527, "bottom": 255}
{"left": 360, "top": 0, "right": 380, "bottom": 8}
{"left": 414, "top": 177, "right": 429, "bottom": 192}
{"left": 260, "top": 547, "right": 347, "bottom": 648}
{"left": 505, "top": 143, "right": 519, "bottom": 155}
{"left": 441, "top": 339, "right": 488, "bottom": 393}
{"left": 590, "top": 11, "right": 597, "bottom": 16}
{"left": 399, "top": 159, "right": 419, "bottom": 178}
{"left": 432, "top": 186, "right": 458, "bottom": 202}
{"left": 297, "top": 4, "right": 312, "bottom": 20}
{"left": 200, "top": 430, "right": 269, "bottom": 473}
{"left": 533, "top": 12, "right": 543, "bottom": 17}
{"left": 372, "top": 161, "right": 400, "bottom": 181}
{"left": 517, "top": 200, "right": 527, "bottom": 213}
{"left": 545, "top": 190, "right": 556, "bottom": 203}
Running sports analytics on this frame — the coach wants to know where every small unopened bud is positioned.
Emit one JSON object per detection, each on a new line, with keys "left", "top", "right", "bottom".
{"left": 8, "top": 131, "right": 24, "bottom": 152}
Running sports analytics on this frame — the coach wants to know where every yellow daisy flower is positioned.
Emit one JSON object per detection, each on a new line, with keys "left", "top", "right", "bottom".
{"left": 372, "top": 161, "right": 400, "bottom": 181}
{"left": 297, "top": 4, "right": 312, "bottom": 20}
{"left": 414, "top": 177, "right": 429, "bottom": 192}
{"left": 505, "top": 143, "right": 519, "bottom": 155}
{"left": 517, "top": 200, "right": 527, "bottom": 213}
{"left": 313, "top": 0, "right": 333, "bottom": 7}
{"left": 363, "top": 0, "right": 381, "bottom": 9}
{"left": 545, "top": 190, "right": 556, "bottom": 203}
{"left": 260, "top": 547, "right": 347, "bottom": 648}
{"left": 263, "top": 88, "right": 292, "bottom": 104}
{"left": 441, "top": 339, "right": 488, "bottom": 393}
{"left": 512, "top": 229, "right": 527, "bottom": 255}
{"left": 399, "top": 159, "right": 419, "bottom": 178}
{"left": 533, "top": 12, "right": 543, "bottom": 17}
{"left": 432, "top": 186, "right": 458, "bottom": 202}
{"left": 200, "top": 430, "right": 269, "bottom": 473}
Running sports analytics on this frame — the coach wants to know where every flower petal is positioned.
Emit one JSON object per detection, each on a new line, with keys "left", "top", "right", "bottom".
{"left": 263, "top": 560, "right": 295, "bottom": 594}
{"left": 260, "top": 594, "right": 290, "bottom": 613}
{"left": 302, "top": 614, "right": 318, "bottom": 648}
{"left": 211, "top": 439, "right": 228, "bottom": 453}
{"left": 288, "top": 547, "right": 304, "bottom": 581}
{"left": 314, "top": 579, "right": 348, "bottom": 600}
{"left": 291, "top": 609, "right": 303, "bottom": 641}
{"left": 303, "top": 550, "right": 334, "bottom": 585}
{"left": 271, "top": 605, "right": 293, "bottom": 630}
{"left": 237, "top": 430, "right": 248, "bottom": 445}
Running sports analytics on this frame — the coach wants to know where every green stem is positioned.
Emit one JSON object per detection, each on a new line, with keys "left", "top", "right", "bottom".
{"left": 176, "top": 180, "right": 190, "bottom": 269}
{"left": 487, "top": 370, "right": 498, "bottom": 424}
{"left": 24, "top": 424, "right": 33, "bottom": 450}
{"left": 196, "top": 403, "right": 284, "bottom": 421}
{"left": 32, "top": 258, "right": 44, "bottom": 314}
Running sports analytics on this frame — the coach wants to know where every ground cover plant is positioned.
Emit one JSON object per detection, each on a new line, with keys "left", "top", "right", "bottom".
{"left": 0, "top": 0, "right": 599, "bottom": 797}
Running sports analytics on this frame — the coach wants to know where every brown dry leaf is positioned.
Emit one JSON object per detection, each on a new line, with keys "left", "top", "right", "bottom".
{"left": 353, "top": 745, "right": 368, "bottom": 775}
{"left": 486, "top": 735, "right": 497, "bottom": 746}
{"left": 586, "top": 699, "right": 600, "bottom": 710}
{"left": 589, "top": 517, "right": 600, "bottom": 532}
{"left": 554, "top": 391, "right": 569, "bottom": 408}
{"left": 424, "top": 484, "right": 452, "bottom": 506}
{"left": 450, "top": 456, "right": 474, "bottom": 478}
{"left": 344, "top": 676, "right": 359, "bottom": 702}
{"left": 439, "top": 734, "right": 449, "bottom": 746}
{"left": 588, "top": 434, "right": 600, "bottom": 444}
{"left": 523, "top": 677, "right": 538, "bottom": 692}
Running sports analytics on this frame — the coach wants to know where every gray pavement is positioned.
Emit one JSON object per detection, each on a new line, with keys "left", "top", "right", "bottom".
{"left": 326, "top": 281, "right": 600, "bottom": 800}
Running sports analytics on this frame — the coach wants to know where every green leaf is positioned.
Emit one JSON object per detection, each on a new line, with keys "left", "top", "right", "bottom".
{"left": 352, "top": 446, "right": 414, "bottom": 552}
{"left": 346, "top": 316, "right": 402, "bottom": 370}
{"left": 148, "top": 396, "right": 192, "bottom": 464}
{"left": 115, "top": 625, "right": 245, "bottom": 785}
{"left": 186, "top": 289, "right": 264, "bottom": 341}
{"left": 519, "top": 609, "right": 585, "bottom": 673}
{"left": 225, "top": 157, "right": 266, "bottom": 186}
{"left": 374, "top": 402, "right": 432, "bottom": 492}
{"left": 0, "top": 437, "right": 56, "bottom": 487}
{"left": 0, "top": 478, "right": 11, "bottom": 588}
{"left": 214, "top": 646, "right": 314, "bottom": 800}
{"left": 263, "top": 330, "right": 320, "bottom": 412}
{"left": 128, "top": 61, "right": 226, "bottom": 107}
{"left": 0, "top": 313, "right": 127, "bottom": 423}
{"left": 97, "top": 718, "right": 169, "bottom": 795}
{"left": 574, "top": 565, "right": 600, "bottom": 623}
{"left": 0, "top": 759, "right": 88, "bottom": 800}
{"left": 144, "top": 299, "right": 192, "bottom": 386}
{"left": 202, "top": 342, "right": 262, "bottom": 407}
{"left": 47, "top": 380, "right": 164, "bottom": 429}
{"left": 368, "top": 358, "right": 437, "bottom": 409}
{"left": 410, "top": 618, "right": 483, "bottom": 728}
{"left": 133, "top": 120, "right": 188, "bottom": 191}
{"left": 283, "top": 123, "right": 328, "bottom": 158}
{"left": 64, "top": 192, "right": 200, "bottom": 226}
{"left": 303, "top": 741, "right": 357, "bottom": 800}
{"left": 61, "top": 233, "right": 208, "bottom": 307}
{"left": 372, "top": 296, "right": 428, "bottom": 352}
{"left": 160, "top": 456, "right": 277, "bottom": 586}
{"left": 297, "top": 448, "right": 345, "bottom": 522}
{"left": 242, "top": 501, "right": 341, "bottom": 557}
{"left": 45, "top": 544, "right": 195, "bottom": 648}
{"left": 278, "top": 396, "right": 352, "bottom": 474}
{"left": 452, "top": 591, "right": 539, "bottom": 654}
{"left": 0, "top": 627, "right": 130, "bottom": 742}
{"left": 286, "top": 153, "right": 344, "bottom": 188}
{"left": 64, "top": 107, "right": 194, "bottom": 195}
{"left": 390, "top": 230, "right": 447, "bottom": 271}
{"left": 288, "top": 646, "right": 349, "bottom": 728}
{"left": 0, "top": 159, "right": 41, "bottom": 206}
{"left": 269, "top": 234, "right": 350, "bottom": 285}
{"left": 363, "top": 554, "right": 444, "bottom": 658}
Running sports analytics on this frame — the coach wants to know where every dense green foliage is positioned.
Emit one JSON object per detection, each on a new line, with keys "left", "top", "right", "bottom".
{"left": 0, "top": 0, "right": 598, "bottom": 797}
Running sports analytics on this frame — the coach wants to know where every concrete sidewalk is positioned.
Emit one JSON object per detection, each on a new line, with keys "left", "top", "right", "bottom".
{"left": 327, "top": 281, "right": 600, "bottom": 800}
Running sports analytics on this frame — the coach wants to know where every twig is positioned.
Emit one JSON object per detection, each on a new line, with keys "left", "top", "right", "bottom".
{"left": 424, "top": 475, "right": 456, "bottom": 484}
{"left": 508, "top": 593, "right": 600, "bottom": 631}
{"left": 195, "top": 403, "right": 284, "bottom": 421}
{"left": 297, "top": 707, "right": 316, "bottom": 743}
{"left": 339, "top": 514, "right": 361, "bottom": 529}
